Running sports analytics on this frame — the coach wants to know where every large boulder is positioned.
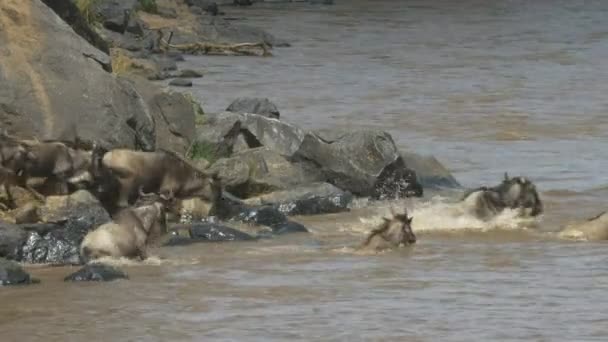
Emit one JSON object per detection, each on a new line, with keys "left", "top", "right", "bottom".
{"left": 209, "top": 147, "right": 322, "bottom": 198}
{"left": 123, "top": 75, "right": 197, "bottom": 154}
{"left": 0, "top": 0, "right": 194, "bottom": 153}
{"left": 243, "top": 182, "right": 352, "bottom": 216}
{"left": 293, "top": 130, "right": 423, "bottom": 198}
{"left": 401, "top": 151, "right": 461, "bottom": 189}
{"left": 195, "top": 112, "right": 305, "bottom": 158}
{"left": 226, "top": 97, "right": 280, "bottom": 119}
{"left": 0, "top": 258, "right": 36, "bottom": 286}
{"left": 0, "top": 0, "right": 151, "bottom": 149}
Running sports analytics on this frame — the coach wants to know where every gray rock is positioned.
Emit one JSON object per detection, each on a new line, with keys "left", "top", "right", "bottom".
{"left": 64, "top": 263, "right": 128, "bottom": 282}
{"left": 209, "top": 147, "right": 322, "bottom": 198}
{"left": 226, "top": 97, "right": 280, "bottom": 119}
{"left": 0, "top": 258, "right": 35, "bottom": 286}
{"left": 18, "top": 193, "right": 111, "bottom": 265}
{"left": 169, "top": 79, "right": 193, "bottom": 87}
{"left": 185, "top": 0, "right": 220, "bottom": 16}
{"left": 41, "top": 0, "right": 110, "bottom": 54}
{"left": 271, "top": 221, "right": 308, "bottom": 235}
{"left": 124, "top": 76, "right": 197, "bottom": 154}
{"left": 164, "top": 223, "right": 256, "bottom": 245}
{"left": 0, "top": 1, "right": 155, "bottom": 150}
{"left": 293, "top": 130, "right": 423, "bottom": 198}
{"left": 401, "top": 151, "right": 461, "bottom": 189}
{"left": 194, "top": 113, "right": 242, "bottom": 159}
{"left": 244, "top": 182, "right": 352, "bottom": 216}
{"left": 93, "top": 0, "right": 138, "bottom": 33}
{"left": 196, "top": 112, "right": 304, "bottom": 157}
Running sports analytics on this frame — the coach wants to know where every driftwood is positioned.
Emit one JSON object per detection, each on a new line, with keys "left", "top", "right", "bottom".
{"left": 157, "top": 30, "right": 271, "bottom": 57}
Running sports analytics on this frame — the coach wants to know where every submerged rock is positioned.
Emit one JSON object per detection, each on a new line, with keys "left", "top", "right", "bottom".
{"left": 64, "top": 263, "right": 128, "bottom": 282}
{"left": 169, "top": 79, "right": 193, "bottom": 87}
{"left": 271, "top": 221, "right": 309, "bottom": 235}
{"left": 163, "top": 223, "right": 256, "bottom": 245}
{"left": 0, "top": 258, "right": 35, "bottom": 286}
{"left": 244, "top": 182, "right": 352, "bottom": 216}
{"left": 293, "top": 130, "right": 423, "bottom": 199}
{"left": 226, "top": 97, "right": 280, "bottom": 119}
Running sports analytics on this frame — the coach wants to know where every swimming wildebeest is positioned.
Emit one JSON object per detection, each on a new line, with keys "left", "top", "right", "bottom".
{"left": 359, "top": 208, "right": 416, "bottom": 252}
{"left": 558, "top": 211, "right": 608, "bottom": 241}
{"left": 461, "top": 173, "right": 543, "bottom": 220}
{"left": 91, "top": 147, "right": 221, "bottom": 216}
{"left": 80, "top": 190, "right": 172, "bottom": 262}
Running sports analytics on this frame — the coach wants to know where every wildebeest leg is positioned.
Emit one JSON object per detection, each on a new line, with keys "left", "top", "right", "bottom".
{"left": 3, "top": 184, "right": 14, "bottom": 208}
{"left": 137, "top": 247, "right": 148, "bottom": 261}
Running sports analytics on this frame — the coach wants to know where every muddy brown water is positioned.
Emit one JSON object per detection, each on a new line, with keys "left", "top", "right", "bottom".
{"left": 2, "top": 1, "right": 608, "bottom": 340}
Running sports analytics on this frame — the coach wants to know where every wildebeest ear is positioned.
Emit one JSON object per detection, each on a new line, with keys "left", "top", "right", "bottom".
{"left": 504, "top": 172, "right": 510, "bottom": 181}
{"left": 407, "top": 216, "right": 413, "bottom": 224}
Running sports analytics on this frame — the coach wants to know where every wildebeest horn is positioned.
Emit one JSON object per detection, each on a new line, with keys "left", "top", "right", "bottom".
{"left": 160, "top": 189, "right": 174, "bottom": 201}
{"left": 504, "top": 172, "right": 510, "bottom": 181}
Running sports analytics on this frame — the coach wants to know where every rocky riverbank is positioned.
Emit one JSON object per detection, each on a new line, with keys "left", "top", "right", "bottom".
{"left": 0, "top": 0, "right": 460, "bottom": 285}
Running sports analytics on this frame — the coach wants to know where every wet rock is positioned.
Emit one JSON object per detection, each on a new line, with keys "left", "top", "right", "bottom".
{"left": 293, "top": 130, "right": 423, "bottom": 198}
{"left": 271, "top": 221, "right": 309, "bottom": 235}
{"left": 309, "top": 0, "right": 334, "bottom": 4}
{"left": 0, "top": 258, "right": 35, "bottom": 286}
{"left": 0, "top": 223, "right": 27, "bottom": 260}
{"left": 169, "top": 79, "right": 193, "bottom": 87}
{"left": 173, "top": 69, "right": 204, "bottom": 78}
{"left": 209, "top": 147, "right": 322, "bottom": 198}
{"left": 244, "top": 182, "right": 352, "bottom": 216}
{"left": 164, "top": 223, "right": 255, "bottom": 245}
{"left": 232, "top": 205, "right": 288, "bottom": 227}
{"left": 400, "top": 151, "right": 461, "bottom": 189}
{"left": 226, "top": 97, "right": 280, "bottom": 119}
{"left": 19, "top": 193, "right": 111, "bottom": 265}
{"left": 64, "top": 263, "right": 128, "bottom": 282}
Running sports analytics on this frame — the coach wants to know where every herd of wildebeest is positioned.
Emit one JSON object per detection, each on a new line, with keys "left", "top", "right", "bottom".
{"left": 0, "top": 127, "right": 605, "bottom": 267}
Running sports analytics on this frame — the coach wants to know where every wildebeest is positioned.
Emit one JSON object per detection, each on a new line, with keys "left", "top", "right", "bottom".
{"left": 558, "top": 211, "right": 608, "bottom": 241}
{"left": 359, "top": 208, "right": 416, "bottom": 252}
{"left": 0, "top": 130, "right": 45, "bottom": 204}
{"left": 91, "top": 148, "right": 222, "bottom": 216}
{"left": 79, "top": 190, "right": 171, "bottom": 262}
{"left": 19, "top": 139, "right": 94, "bottom": 195}
{"left": 461, "top": 173, "right": 543, "bottom": 220}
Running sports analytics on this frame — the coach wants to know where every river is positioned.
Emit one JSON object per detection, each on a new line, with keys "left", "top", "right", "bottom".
{"left": 2, "top": 0, "right": 608, "bottom": 340}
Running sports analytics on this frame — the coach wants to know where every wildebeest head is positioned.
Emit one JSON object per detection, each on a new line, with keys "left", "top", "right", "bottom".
{"left": 366, "top": 207, "right": 416, "bottom": 246}
{"left": 134, "top": 189, "right": 174, "bottom": 237}
{"left": 496, "top": 172, "right": 543, "bottom": 216}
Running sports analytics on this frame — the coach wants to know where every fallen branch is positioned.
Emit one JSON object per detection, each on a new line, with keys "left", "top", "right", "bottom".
{"left": 158, "top": 30, "right": 271, "bottom": 57}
